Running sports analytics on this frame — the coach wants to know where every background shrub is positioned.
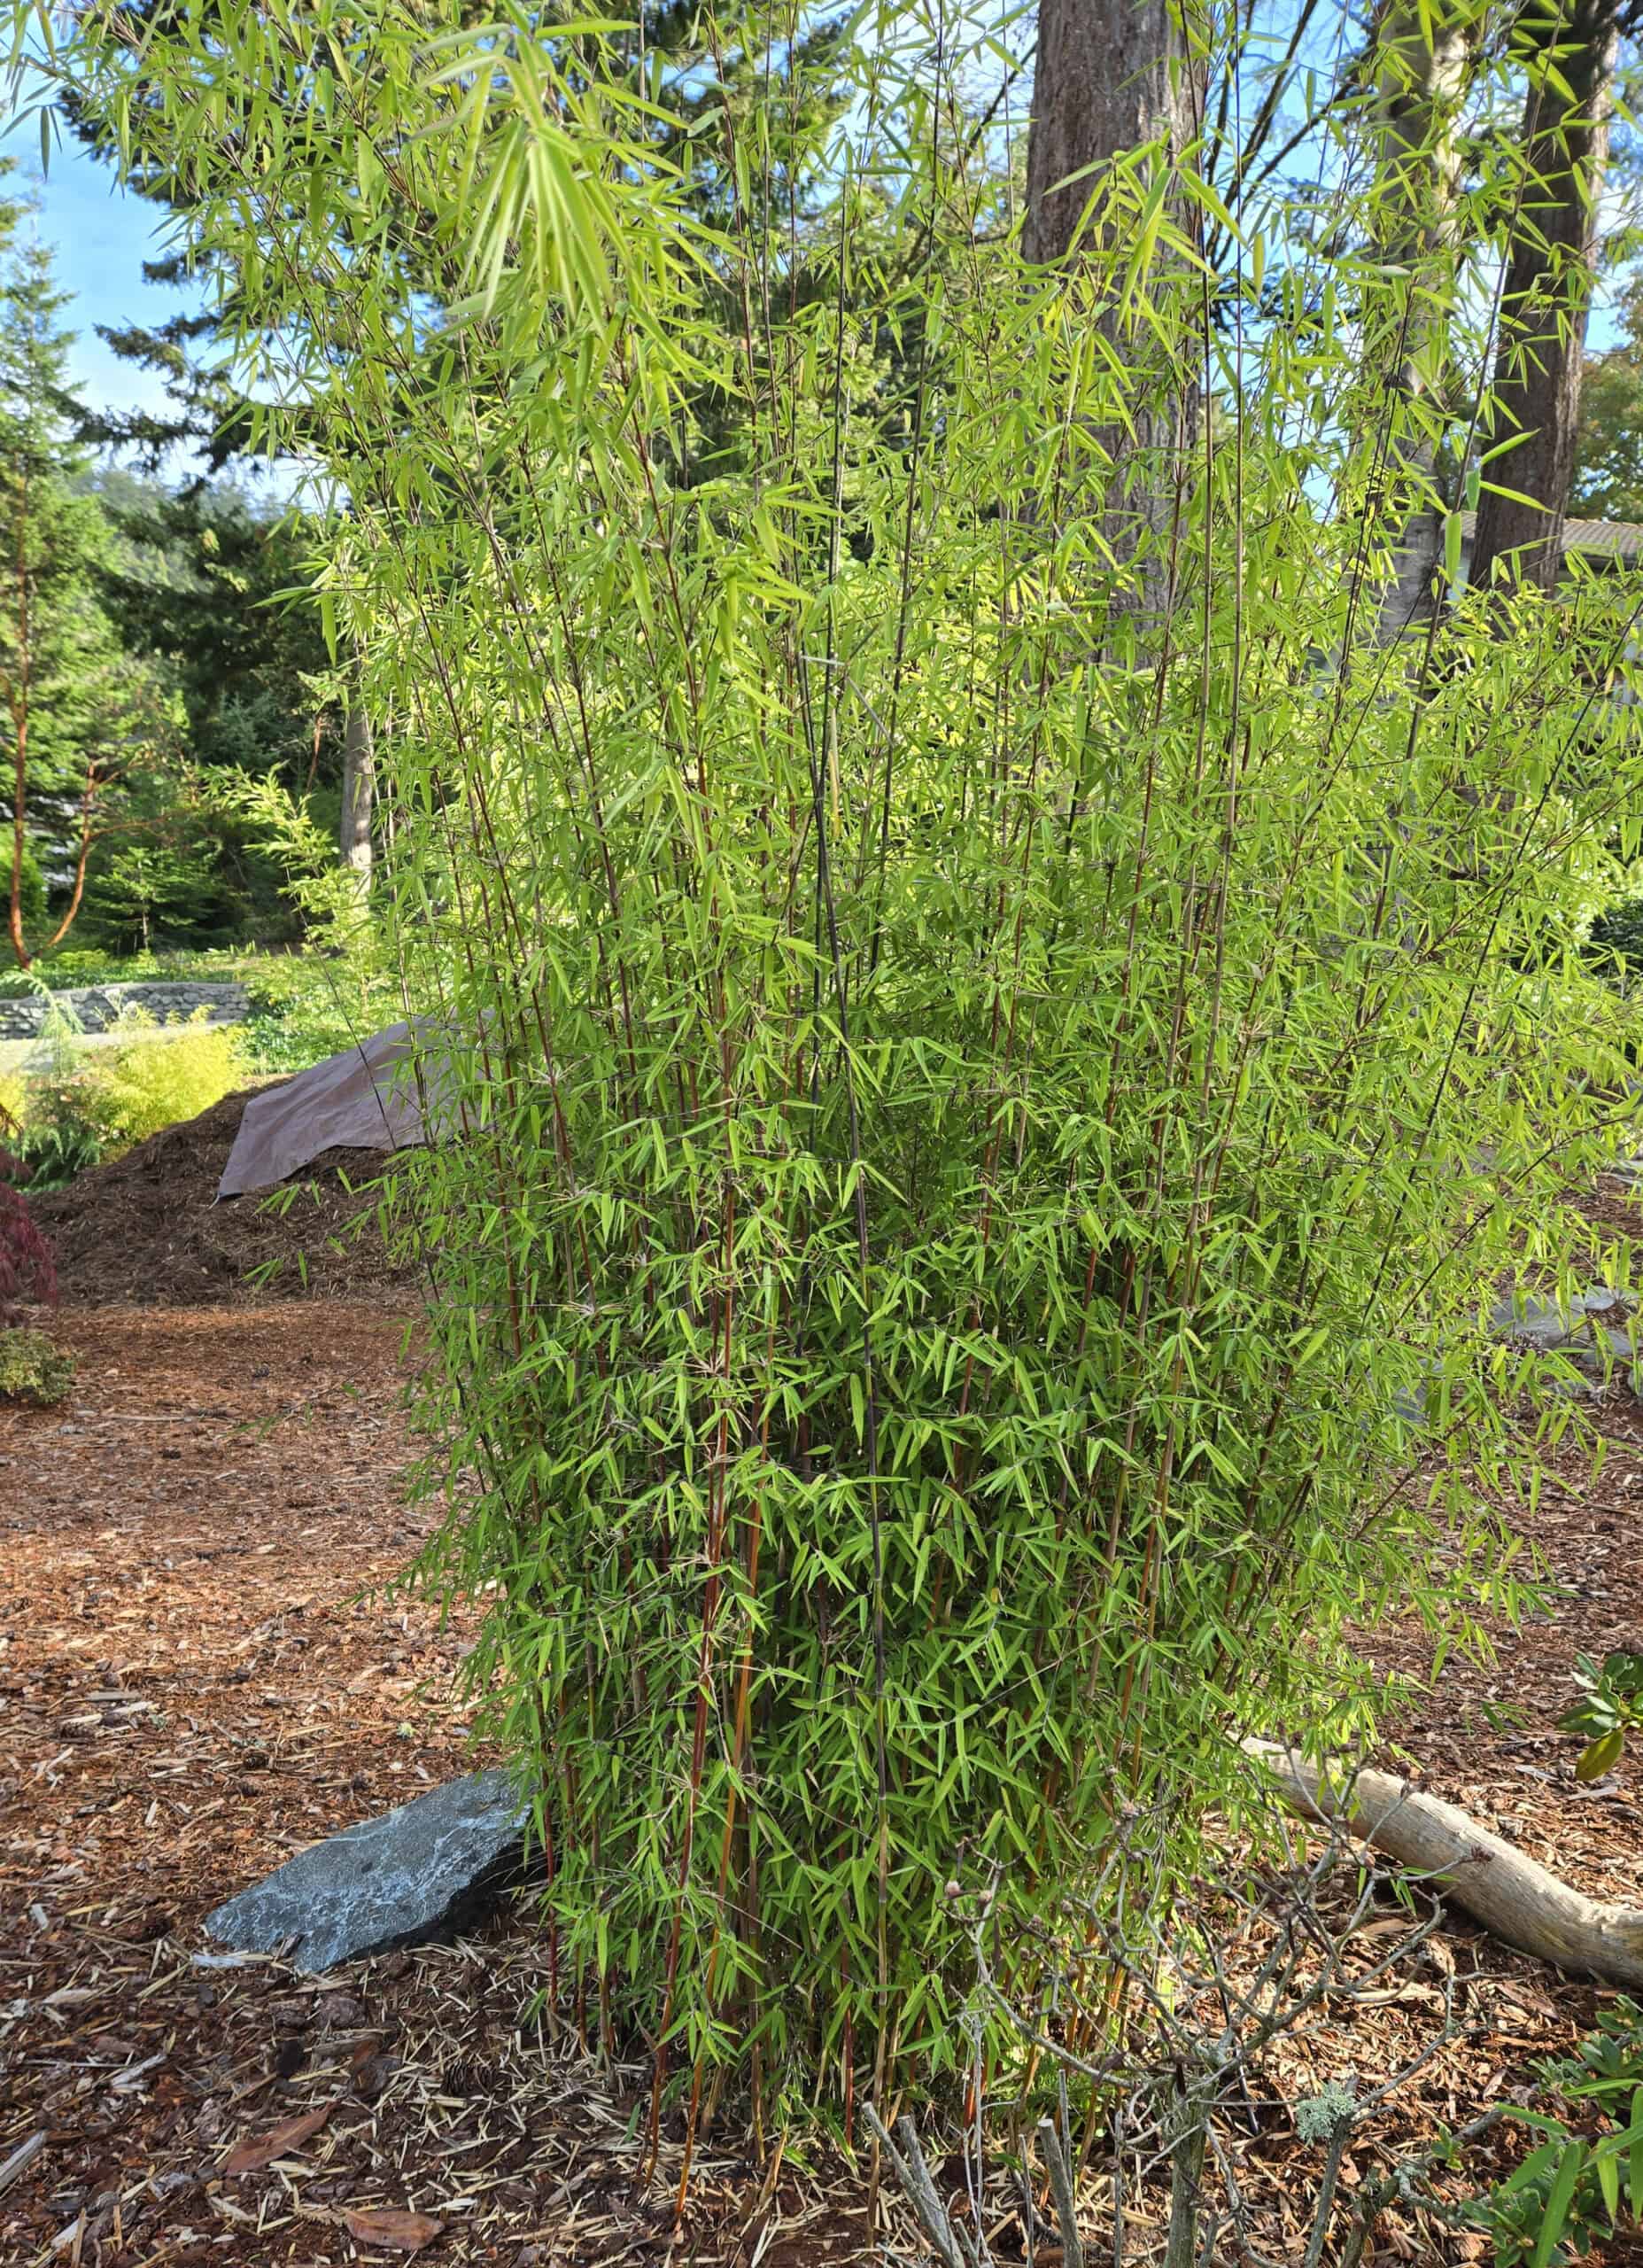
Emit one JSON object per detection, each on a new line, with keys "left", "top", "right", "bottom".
{"left": 94, "top": 1006, "right": 244, "bottom": 1147}
{"left": 5, "top": 1008, "right": 246, "bottom": 1186}
{"left": 8, "top": 1077, "right": 107, "bottom": 1191}
{"left": 239, "top": 954, "right": 388, "bottom": 1075}
{"left": 12, "top": 841, "right": 45, "bottom": 931}
{"left": 0, "top": 942, "right": 268, "bottom": 999}
{"left": 1587, "top": 895, "right": 1643, "bottom": 985}
{"left": 0, "top": 1101, "right": 57, "bottom": 1316}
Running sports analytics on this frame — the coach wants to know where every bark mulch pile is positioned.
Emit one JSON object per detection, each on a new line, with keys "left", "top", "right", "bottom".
{"left": 5, "top": 1160, "right": 1643, "bottom": 2262}
{"left": 27, "top": 1091, "right": 411, "bottom": 1308}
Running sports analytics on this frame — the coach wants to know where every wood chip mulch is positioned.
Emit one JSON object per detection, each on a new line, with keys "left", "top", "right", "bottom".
{"left": 0, "top": 1304, "right": 864, "bottom": 2265}
{"left": 8, "top": 1155, "right": 1643, "bottom": 2263}
{"left": 27, "top": 1090, "right": 410, "bottom": 1308}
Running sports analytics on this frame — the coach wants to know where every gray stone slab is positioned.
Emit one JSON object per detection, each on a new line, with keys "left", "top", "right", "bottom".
{"left": 1489, "top": 1285, "right": 1641, "bottom": 1391}
{"left": 205, "top": 1770, "right": 529, "bottom": 1972}
{"left": 1391, "top": 1383, "right": 1429, "bottom": 1427}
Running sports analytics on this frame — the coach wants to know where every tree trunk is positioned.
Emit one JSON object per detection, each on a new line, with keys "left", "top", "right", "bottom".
{"left": 7, "top": 705, "right": 28, "bottom": 973}
{"left": 1366, "top": 1, "right": 1474, "bottom": 645}
{"left": 1023, "top": 0, "right": 1195, "bottom": 268}
{"left": 1247, "top": 1740, "right": 1643, "bottom": 1986}
{"left": 1468, "top": 0, "right": 1621, "bottom": 597}
{"left": 1023, "top": 0, "right": 1204, "bottom": 618}
{"left": 7, "top": 465, "right": 32, "bottom": 972}
{"left": 339, "top": 698, "right": 374, "bottom": 900}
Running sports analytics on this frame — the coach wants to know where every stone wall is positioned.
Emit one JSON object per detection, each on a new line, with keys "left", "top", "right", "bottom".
{"left": 0, "top": 981, "right": 251, "bottom": 1043}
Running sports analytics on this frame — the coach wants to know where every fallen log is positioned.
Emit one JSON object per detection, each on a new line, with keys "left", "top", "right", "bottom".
{"left": 1244, "top": 1738, "right": 1643, "bottom": 1988}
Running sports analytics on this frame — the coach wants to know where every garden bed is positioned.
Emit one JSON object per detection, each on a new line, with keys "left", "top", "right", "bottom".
{"left": 4, "top": 1188, "right": 1643, "bottom": 2262}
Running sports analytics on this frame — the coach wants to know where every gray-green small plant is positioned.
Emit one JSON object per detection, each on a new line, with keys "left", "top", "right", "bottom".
{"left": 1293, "top": 2081, "right": 1360, "bottom": 2144}
{"left": 1471, "top": 2000, "right": 1643, "bottom": 2266}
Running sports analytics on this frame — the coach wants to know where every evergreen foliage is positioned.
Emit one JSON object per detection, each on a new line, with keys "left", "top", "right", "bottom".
{"left": 1573, "top": 263, "right": 1643, "bottom": 524}
{"left": 93, "top": 1004, "right": 243, "bottom": 1146}
{"left": 0, "top": 151, "right": 355, "bottom": 965}
{"left": 5, "top": 1005, "right": 244, "bottom": 1181}
{"left": 0, "top": 1324, "right": 72, "bottom": 1401}
{"left": 0, "top": 1097, "right": 56, "bottom": 1316}
{"left": 0, "top": 162, "right": 176, "bottom": 967}
{"left": 92, "top": 479, "right": 333, "bottom": 786}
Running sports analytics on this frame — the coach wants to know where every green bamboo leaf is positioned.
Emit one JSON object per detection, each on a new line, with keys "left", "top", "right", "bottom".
{"left": 1595, "top": 2137, "right": 1621, "bottom": 2225}
{"left": 1531, "top": 2142, "right": 1585, "bottom": 2268}
{"left": 1478, "top": 480, "right": 1549, "bottom": 511}
{"left": 1577, "top": 1727, "right": 1625, "bottom": 1783}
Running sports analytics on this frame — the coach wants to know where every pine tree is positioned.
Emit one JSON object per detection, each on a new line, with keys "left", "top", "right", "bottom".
{"left": 0, "top": 164, "right": 173, "bottom": 967}
{"left": 92, "top": 478, "right": 331, "bottom": 790}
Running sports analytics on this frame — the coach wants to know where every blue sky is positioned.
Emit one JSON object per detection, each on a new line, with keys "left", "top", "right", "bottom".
{"left": 0, "top": 111, "right": 194, "bottom": 431}
{"left": 1, "top": 54, "right": 1629, "bottom": 452}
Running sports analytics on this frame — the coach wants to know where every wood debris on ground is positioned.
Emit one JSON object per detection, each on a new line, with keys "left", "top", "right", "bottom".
{"left": 0, "top": 1302, "right": 864, "bottom": 2265}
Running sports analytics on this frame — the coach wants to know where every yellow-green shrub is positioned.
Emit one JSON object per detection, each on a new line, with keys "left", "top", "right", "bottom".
{"left": 0, "top": 1013, "right": 244, "bottom": 1186}
{"left": 96, "top": 1007, "right": 244, "bottom": 1146}
{"left": 0, "top": 1328, "right": 74, "bottom": 1406}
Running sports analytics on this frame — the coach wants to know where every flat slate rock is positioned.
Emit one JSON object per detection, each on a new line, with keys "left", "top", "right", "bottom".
{"left": 205, "top": 1770, "right": 528, "bottom": 1972}
{"left": 1489, "top": 1284, "right": 1640, "bottom": 1394}
{"left": 1392, "top": 1285, "right": 1642, "bottom": 1431}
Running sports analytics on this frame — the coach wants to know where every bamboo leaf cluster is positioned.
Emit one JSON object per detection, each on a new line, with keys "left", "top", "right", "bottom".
{"left": 29, "top": 0, "right": 1643, "bottom": 2131}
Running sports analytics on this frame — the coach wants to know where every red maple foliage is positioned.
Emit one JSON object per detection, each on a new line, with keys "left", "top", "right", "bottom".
{"left": 0, "top": 1104, "right": 56, "bottom": 1318}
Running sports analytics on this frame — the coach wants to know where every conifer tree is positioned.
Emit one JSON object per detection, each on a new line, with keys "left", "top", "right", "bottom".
{"left": 0, "top": 165, "right": 167, "bottom": 967}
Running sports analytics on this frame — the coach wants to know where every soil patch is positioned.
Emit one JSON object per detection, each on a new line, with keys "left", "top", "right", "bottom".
{"left": 27, "top": 1090, "right": 413, "bottom": 1307}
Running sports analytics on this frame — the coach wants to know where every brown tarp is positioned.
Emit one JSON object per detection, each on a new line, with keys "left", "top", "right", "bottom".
{"left": 218, "top": 1021, "right": 456, "bottom": 1199}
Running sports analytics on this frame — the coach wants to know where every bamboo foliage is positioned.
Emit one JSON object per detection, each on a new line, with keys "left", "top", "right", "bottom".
{"left": 23, "top": 0, "right": 1643, "bottom": 2129}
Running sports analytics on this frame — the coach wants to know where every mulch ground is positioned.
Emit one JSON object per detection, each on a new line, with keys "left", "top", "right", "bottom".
{"left": 27, "top": 1090, "right": 411, "bottom": 1308}
{"left": 0, "top": 1302, "right": 864, "bottom": 2267}
{"left": 6, "top": 1095, "right": 1643, "bottom": 2264}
